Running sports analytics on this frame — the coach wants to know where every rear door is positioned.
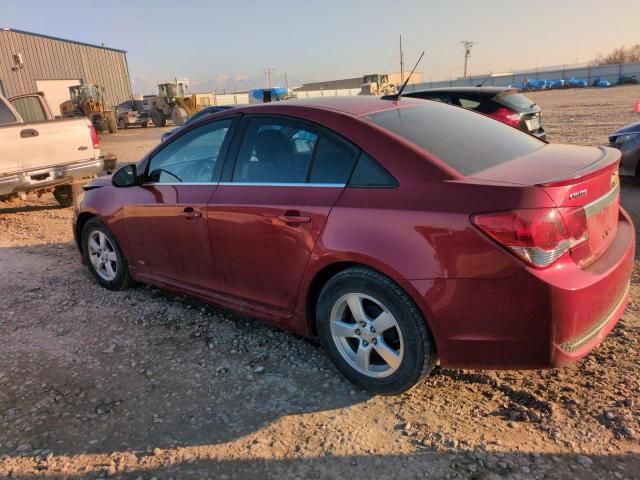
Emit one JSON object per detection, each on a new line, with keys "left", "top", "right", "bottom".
{"left": 123, "top": 117, "right": 237, "bottom": 288}
{"left": 207, "top": 115, "right": 359, "bottom": 313}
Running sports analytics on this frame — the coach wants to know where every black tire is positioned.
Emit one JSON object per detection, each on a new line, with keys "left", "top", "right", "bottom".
{"left": 105, "top": 112, "right": 118, "bottom": 134}
{"left": 53, "top": 184, "right": 83, "bottom": 208}
{"left": 151, "top": 109, "right": 166, "bottom": 127}
{"left": 93, "top": 116, "right": 106, "bottom": 133}
{"left": 316, "top": 267, "right": 437, "bottom": 395}
{"left": 118, "top": 118, "right": 127, "bottom": 130}
{"left": 140, "top": 122, "right": 148, "bottom": 128}
{"left": 81, "top": 218, "right": 134, "bottom": 291}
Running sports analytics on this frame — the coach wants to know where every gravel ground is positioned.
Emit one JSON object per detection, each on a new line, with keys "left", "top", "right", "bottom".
{"left": 1, "top": 87, "right": 639, "bottom": 479}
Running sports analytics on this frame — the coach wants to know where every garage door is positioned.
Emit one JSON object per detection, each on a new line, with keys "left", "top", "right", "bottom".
{"left": 35, "top": 79, "right": 80, "bottom": 117}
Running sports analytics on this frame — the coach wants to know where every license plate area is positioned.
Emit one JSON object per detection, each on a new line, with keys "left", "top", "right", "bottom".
{"left": 571, "top": 184, "right": 620, "bottom": 267}
{"left": 525, "top": 115, "right": 540, "bottom": 131}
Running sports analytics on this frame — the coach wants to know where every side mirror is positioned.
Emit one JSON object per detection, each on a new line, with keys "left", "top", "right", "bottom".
{"left": 112, "top": 164, "right": 138, "bottom": 188}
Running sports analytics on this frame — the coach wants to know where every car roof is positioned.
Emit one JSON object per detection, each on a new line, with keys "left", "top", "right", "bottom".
{"left": 232, "top": 96, "right": 428, "bottom": 117}
{"left": 407, "top": 86, "right": 516, "bottom": 96}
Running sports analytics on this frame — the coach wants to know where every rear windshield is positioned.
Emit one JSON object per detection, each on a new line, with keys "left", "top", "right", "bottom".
{"left": 494, "top": 91, "right": 536, "bottom": 110}
{"left": 364, "top": 103, "right": 544, "bottom": 175}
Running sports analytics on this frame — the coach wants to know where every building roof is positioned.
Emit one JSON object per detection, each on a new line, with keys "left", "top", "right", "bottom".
{"left": 1, "top": 27, "right": 127, "bottom": 53}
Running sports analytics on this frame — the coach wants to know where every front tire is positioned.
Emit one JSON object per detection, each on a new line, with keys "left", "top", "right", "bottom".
{"left": 316, "top": 267, "right": 437, "bottom": 395}
{"left": 81, "top": 218, "right": 133, "bottom": 290}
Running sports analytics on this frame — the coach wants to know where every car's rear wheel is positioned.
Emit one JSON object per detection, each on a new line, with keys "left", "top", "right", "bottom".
{"left": 81, "top": 218, "right": 133, "bottom": 290}
{"left": 316, "top": 267, "right": 436, "bottom": 395}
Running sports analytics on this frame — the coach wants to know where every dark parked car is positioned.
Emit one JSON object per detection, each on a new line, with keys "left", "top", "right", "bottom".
{"left": 609, "top": 121, "right": 640, "bottom": 178}
{"left": 160, "top": 105, "right": 242, "bottom": 141}
{"left": 401, "top": 87, "right": 546, "bottom": 139}
{"left": 74, "top": 97, "right": 633, "bottom": 394}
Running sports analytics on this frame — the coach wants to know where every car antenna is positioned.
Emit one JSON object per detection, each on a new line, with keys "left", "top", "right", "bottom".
{"left": 382, "top": 51, "right": 425, "bottom": 101}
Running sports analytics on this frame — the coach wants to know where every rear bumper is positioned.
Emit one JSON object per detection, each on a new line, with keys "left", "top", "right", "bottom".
{"left": 0, "top": 157, "right": 105, "bottom": 197}
{"left": 410, "top": 207, "right": 635, "bottom": 369}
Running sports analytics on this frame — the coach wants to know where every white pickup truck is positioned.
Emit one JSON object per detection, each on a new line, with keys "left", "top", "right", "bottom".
{"left": 0, "top": 93, "right": 114, "bottom": 207}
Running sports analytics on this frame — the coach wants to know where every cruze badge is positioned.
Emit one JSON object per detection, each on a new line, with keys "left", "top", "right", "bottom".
{"left": 611, "top": 171, "right": 619, "bottom": 188}
{"left": 569, "top": 189, "right": 588, "bottom": 200}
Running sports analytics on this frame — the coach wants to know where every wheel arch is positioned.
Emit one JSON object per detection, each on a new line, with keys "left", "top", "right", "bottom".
{"left": 302, "top": 258, "right": 437, "bottom": 341}
{"left": 75, "top": 212, "right": 96, "bottom": 252}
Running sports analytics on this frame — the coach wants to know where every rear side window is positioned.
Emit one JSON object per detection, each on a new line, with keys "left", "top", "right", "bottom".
{"left": 10, "top": 96, "right": 48, "bottom": 123}
{"left": 0, "top": 100, "right": 17, "bottom": 124}
{"left": 349, "top": 152, "right": 398, "bottom": 187}
{"left": 308, "top": 134, "right": 358, "bottom": 184}
{"left": 364, "top": 103, "right": 544, "bottom": 176}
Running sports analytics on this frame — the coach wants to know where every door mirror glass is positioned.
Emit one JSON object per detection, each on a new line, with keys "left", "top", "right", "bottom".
{"left": 112, "top": 164, "right": 137, "bottom": 187}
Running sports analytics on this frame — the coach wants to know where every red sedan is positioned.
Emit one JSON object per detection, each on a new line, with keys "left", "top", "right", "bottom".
{"left": 74, "top": 97, "right": 634, "bottom": 394}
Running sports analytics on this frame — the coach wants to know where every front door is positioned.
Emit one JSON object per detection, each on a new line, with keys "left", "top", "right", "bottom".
{"left": 207, "top": 115, "right": 359, "bottom": 313}
{"left": 124, "top": 118, "right": 236, "bottom": 289}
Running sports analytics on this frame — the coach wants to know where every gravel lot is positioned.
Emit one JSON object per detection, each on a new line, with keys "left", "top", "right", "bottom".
{"left": 1, "top": 86, "right": 639, "bottom": 479}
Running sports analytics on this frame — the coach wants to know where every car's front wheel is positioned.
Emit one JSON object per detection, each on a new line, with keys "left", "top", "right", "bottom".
{"left": 81, "top": 218, "right": 133, "bottom": 290}
{"left": 316, "top": 267, "right": 437, "bottom": 395}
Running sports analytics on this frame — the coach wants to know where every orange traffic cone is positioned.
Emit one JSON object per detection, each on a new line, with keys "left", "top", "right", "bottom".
{"left": 635, "top": 98, "right": 640, "bottom": 113}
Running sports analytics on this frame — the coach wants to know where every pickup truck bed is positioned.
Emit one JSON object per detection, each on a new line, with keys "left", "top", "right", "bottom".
{"left": 0, "top": 93, "right": 107, "bottom": 207}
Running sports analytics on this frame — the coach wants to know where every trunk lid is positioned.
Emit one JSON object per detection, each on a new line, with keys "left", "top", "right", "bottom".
{"left": 470, "top": 144, "right": 621, "bottom": 267}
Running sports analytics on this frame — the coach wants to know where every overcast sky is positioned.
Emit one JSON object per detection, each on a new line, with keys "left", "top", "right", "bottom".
{"left": 4, "top": 0, "right": 640, "bottom": 94}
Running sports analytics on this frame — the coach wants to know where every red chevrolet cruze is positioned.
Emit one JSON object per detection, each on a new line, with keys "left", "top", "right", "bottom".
{"left": 74, "top": 97, "right": 634, "bottom": 394}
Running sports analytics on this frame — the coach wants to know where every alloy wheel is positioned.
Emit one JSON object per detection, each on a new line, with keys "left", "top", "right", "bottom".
{"left": 87, "top": 230, "right": 118, "bottom": 281}
{"left": 330, "top": 293, "right": 404, "bottom": 378}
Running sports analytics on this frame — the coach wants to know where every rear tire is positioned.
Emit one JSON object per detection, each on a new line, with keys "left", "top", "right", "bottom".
{"left": 118, "top": 118, "right": 128, "bottom": 130}
{"left": 53, "top": 184, "right": 83, "bottom": 208}
{"left": 316, "top": 267, "right": 437, "bottom": 395}
{"left": 81, "top": 218, "right": 133, "bottom": 291}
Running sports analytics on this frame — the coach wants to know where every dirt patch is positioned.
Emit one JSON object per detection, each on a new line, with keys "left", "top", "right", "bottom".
{"left": 1, "top": 88, "right": 639, "bottom": 479}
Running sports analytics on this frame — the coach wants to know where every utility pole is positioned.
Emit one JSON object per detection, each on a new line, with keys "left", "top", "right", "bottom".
{"left": 265, "top": 67, "right": 275, "bottom": 88}
{"left": 284, "top": 71, "right": 289, "bottom": 90}
{"left": 400, "top": 34, "right": 405, "bottom": 84}
{"left": 461, "top": 40, "right": 474, "bottom": 77}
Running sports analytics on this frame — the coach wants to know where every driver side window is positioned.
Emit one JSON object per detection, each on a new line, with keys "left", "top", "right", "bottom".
{"left": 147, "top": 119, "right": 232, "bottom": 183}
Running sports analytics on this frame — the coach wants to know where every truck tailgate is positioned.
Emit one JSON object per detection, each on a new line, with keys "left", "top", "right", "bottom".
{"left": 0, "top": 118, "right": 96, "bottom": 176}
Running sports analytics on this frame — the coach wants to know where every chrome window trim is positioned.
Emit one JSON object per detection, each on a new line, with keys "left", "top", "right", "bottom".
{"left": 141, "top": 182, "right": 346, "bottom": 188}
{"left": 219, "top": 182, "right": 346, "bottom": 188}
{"left": 142, "top": 182, "right": 218, "bottom": 186}
{"left": 583, "top": 183, "right": 620, "bottom": 218}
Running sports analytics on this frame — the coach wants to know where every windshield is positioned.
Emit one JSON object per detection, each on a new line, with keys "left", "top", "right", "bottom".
{"left": 364, "top": 103, "right": 544, "bottom": 176}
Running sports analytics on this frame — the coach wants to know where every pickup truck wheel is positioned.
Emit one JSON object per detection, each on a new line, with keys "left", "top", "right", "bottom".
{"left": 118, "top": 118, "right": 127, "bottom": 130}
{"left": 53, "top": 184, "right": 83, "bottom": 208}
{"left": 94, "top": 117, "right": 106, "bottom": 133}
{"left": 82, "top": 218, "right": 133, "bottom": 290}
{"left": 140, "top": 122, "right": 148, "bottom": 128}
{"left": 316, "top": 267, "right": 437, "bottom": 395}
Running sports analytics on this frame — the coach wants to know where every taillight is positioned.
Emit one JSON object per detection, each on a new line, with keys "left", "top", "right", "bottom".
{"left": 489, "top": 106, "right": 521, "bottom": 127}
{"left": 89, "top": 124, "right": 100, "bottom": 149}
{"left": 472, "top": 207, "right": 588, "bottom": 268}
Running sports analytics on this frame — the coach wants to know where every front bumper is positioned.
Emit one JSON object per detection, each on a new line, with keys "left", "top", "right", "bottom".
{"left": 0, "top": 157, "right": 105, "bottom": 197}
{"left": 410, "top": 208, "right": 635, "bottom": 369}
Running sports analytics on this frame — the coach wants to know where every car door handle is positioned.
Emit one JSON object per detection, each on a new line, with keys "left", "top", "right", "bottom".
{"left": 182, "top": 207, "right": 202, "bottom": 219}
{"left": 278, "top": 211, "right": 311, "bottom": 225}
{"left": 20, "top": 128, "right": 39, "bottom": 138}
